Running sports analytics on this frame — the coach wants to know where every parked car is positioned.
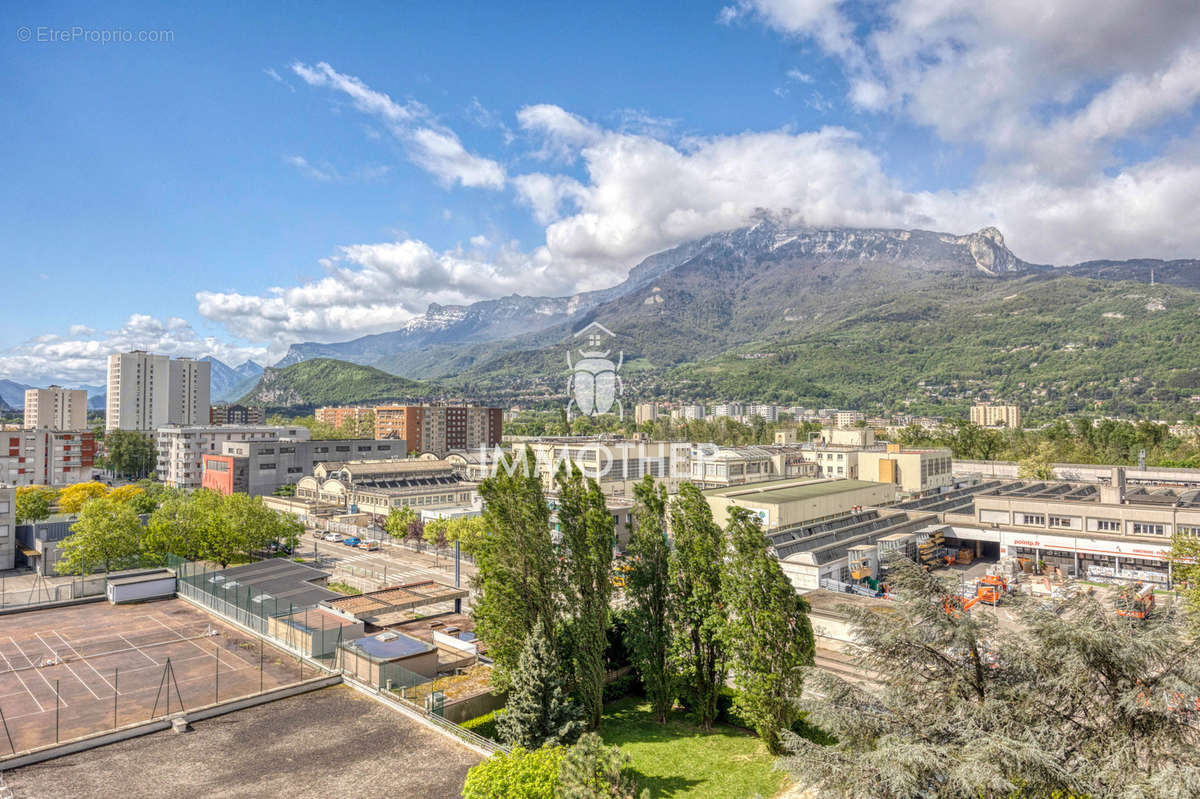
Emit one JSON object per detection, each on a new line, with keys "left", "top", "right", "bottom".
{"left": 323, "top": 533, "right": 343, "bottom": 542}
{"left": 357, "top": 540, "right": 380, "bottom": 551}
{"left": 343, "top": 536, "right": 361, "bottom": 547}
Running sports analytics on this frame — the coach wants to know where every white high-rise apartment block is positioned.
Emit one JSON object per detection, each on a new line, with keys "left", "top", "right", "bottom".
{"left": 681, "top": 404, "right": 705, "bottom": 421}
{"left": 712, "top": 403, "right": 744, "bottom": 419}
{"left": 24, "top": 386, "right": 87, "bottom": 430}
{"left": 748, "top": 404, "right": 779, "bottom": 422}
{"left": 106, "top": 351, "right": 211, "bottom": 431}
{"left": 169, "top": 357, "right": 210, "bottom": 427}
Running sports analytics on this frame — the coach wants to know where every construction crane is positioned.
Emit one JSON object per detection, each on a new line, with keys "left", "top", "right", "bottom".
{"left": 1115, "top": 582, "right": 1155, "bottom": 621}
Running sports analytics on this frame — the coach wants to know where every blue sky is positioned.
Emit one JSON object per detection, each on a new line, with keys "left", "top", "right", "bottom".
{"left": 4, "top": 0, "right": 1200, "bottom": 384}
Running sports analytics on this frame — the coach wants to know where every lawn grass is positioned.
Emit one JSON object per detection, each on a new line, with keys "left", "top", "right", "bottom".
{"left": 601, "top": 697, "right": 788, "bottom": 799}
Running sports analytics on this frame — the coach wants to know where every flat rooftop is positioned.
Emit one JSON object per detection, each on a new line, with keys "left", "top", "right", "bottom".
{"left": 803, "top": 588, "right": 896, "bottom": 614}
{"left": 186, "top": 559, "right": 342, "bottom": 611}
{"left": 346, "top": 631, "right": 434, "bottom": 661}
{"left": 323, "top": 581, "right": 469, "bottom": 622}
{"left": 5, "top": 686, "right": 480, "bottom": 799}
{"left": 705, "top": 478, "right": 885, "bottom": 503}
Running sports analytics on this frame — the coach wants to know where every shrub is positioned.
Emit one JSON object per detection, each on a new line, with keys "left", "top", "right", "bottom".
{"left": 462, "top": 710, "right": 499, "bottom": 741}
{"left": 462, "top": 746, "right": 564, "bottom": 799}
{"left": 602, "top": 674, "right": 643, "bottom": 705}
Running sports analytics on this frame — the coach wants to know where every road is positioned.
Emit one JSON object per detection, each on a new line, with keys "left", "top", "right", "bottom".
{"left": 303, "top": 531, "right": 475, "bottom": 591}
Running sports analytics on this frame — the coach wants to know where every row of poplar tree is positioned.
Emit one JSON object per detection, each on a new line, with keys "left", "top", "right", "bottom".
{"left": 471, "top": 451, "right": 814, "bottom": 755}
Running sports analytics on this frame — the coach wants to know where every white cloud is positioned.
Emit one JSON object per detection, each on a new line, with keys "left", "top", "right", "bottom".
{"left": 291, "top": 61, "right": 505, "bottom": 189}
{"left": 285, "top": 155, "right": 338, "bottom": 181}
{"left": 726, "top": 0, "right": 1200, "bottom": 177}
{"left": 195, "top": 239, "right": 568, "bottom": 343}
{"left": 0, "top": 315, "right": 268, "bottom": 385}
{"left": 786, "top": 68, "right": 813, "bottom": 83}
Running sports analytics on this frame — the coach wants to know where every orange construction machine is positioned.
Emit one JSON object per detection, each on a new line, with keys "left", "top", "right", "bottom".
{"left": 975, "top": 575, "right": 1008, "bottom": 605}
{"left": 1115, "top": 583, "right": 1155, "bottom": 620}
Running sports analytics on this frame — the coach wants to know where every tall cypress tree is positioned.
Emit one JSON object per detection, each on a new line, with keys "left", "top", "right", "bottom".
{"left": 497, "top": 618, "right": 584, "bottom": 749}
{"left": 556, "top": 464, "right": 615, "bottom": 730}
{"left": 626, "top": 474, "right": 673, "bottom": 722}
{"left": 473, "top": 449, "right": 560, "bottom": 690}
{"left": 722, "top": 507, "right": 814, "bottom": 754}
{"left": 667, "top": 483, "right": 727, "bottom": 730}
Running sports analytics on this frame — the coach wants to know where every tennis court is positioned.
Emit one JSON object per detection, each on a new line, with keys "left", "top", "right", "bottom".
{"left": 0, "top": 598, "right": 306, "bottom": 754}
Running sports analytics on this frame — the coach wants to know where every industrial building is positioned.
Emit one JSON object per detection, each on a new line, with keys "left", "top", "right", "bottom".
{"left": 687, "top": 443, "right": 819, "bottom": 488}
{"left": 857, "top": 444, "right": 954, "bottom": 496}
{"left": 768, "top": 468, "right": 1200, "bottom": 594}
{"left": 289, "top": 459, "right": 478, "bottom": 523}
{"left": 519, "top": 438, "right": 689, "bottom": 497}
{"left": 201, "top": 437, "right": 405, "bottom": 496}
{"left": 703, "top": 477, "right": 898, "bottom": 531}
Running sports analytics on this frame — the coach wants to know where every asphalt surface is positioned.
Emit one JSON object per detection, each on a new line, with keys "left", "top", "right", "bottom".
{"left": 6, "top": 685, "right": 481, "bottom": 799}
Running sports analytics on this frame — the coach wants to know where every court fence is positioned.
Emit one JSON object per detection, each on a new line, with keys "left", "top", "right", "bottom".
{"left": 166, "top": 554, "right": 504, "bottom": 755}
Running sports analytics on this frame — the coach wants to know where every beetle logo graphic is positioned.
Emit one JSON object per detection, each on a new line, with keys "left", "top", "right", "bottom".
{"left": 566, "top": 322, "right": 623, "bottom": 420}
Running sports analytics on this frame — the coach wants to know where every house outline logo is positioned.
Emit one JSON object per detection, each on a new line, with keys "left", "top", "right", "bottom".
{"left": 566, "top": 321, "right": 623, "bottom": 420}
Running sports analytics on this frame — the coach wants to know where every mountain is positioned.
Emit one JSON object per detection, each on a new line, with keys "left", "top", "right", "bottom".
{"left": 426, "top": 221, "right": 1198, "bottom": 421}
{"left": 0, "top": 380, "right": 32, "bottom": 409}
{"left": 219, "top": 220, "right": 1198, "bottom": 419}
{"left": 272, "top": 235, "right": 713, "bottom": 370}
{"left": 237, "top": 358, "right": 429, "bottom": 409}
{"left": 202, "top": 356, "right": 265, "bottom": 402}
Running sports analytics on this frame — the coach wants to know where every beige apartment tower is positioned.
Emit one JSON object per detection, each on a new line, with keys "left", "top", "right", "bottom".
{"left": 970, "top": 403, "right": 1021, "bottom": 429}
{"left": 106, "top": 351, "right": 211, "bottom": 431}
{"left": 24, "top": 386, "right": 87, "bottom": 430}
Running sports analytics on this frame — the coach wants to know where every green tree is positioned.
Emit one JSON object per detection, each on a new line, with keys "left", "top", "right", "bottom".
{"left": 384, "top": 505, "right": 418, "bottom": 540}
{"left": 558, "top": 732, "right": 646, "bottom": 799}
{"left": 15, "top": 485, "right": 55, "bottom": 524}
{"left": 144, "top": 489, "right": 210, "bottom": 562}
{"left": 423, "top": 516, "right": 449, "bottom": 550}
{"left": 473, "top": 450, "right": 560, "bottom": 690}
{"left": 667, "top": 483, "right": 727, "bottom": 730}
{"left": 555, "top": 464, "right": 615, "bottom": 730}
{"left": 102, "top": 430, "right": 156, "bottom": 479}
{"left": 445, "top": 515, "right": 488, "bottom": 554}
{"left": 780, "top": 559, "right": 1200, "bottom": 798}
{"left": 1018, "top": 441, "right": 1057, "bottom": 480}
{"left": 1169, "top": 534, "right": 1200, "bottom": 628}
{"left": 58, "top": 497, "right": 143, "bottom": 573}
{"left": 224, "top": 493, "right": 302, "bottom": 557}
{"left": 721, "top": 507, "right": 814, "bottom": 754}
{"left": 462, "top": 746, "right": 565, "bottom": 799}
{"left": 625, "top": 474, "right": 673, "bottom": 722}
{"left": 127, "top": 480, "right": 168, "bottom": 515}
{"left": 496, "top": 619, "right": 583, "bottom": 750}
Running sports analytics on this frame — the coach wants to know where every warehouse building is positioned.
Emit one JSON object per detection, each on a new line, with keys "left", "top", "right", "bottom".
{"left": 703, "top": 477, "right": 897, "bottom": 531}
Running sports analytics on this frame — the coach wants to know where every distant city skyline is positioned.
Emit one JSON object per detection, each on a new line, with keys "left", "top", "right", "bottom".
{"left": 5, "top": 1, "right": 1200, "bottom": 384}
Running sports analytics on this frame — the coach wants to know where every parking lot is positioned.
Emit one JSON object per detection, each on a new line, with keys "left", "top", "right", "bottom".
{"left": 303, "top": 529, "right": 475, "bottom": 591}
